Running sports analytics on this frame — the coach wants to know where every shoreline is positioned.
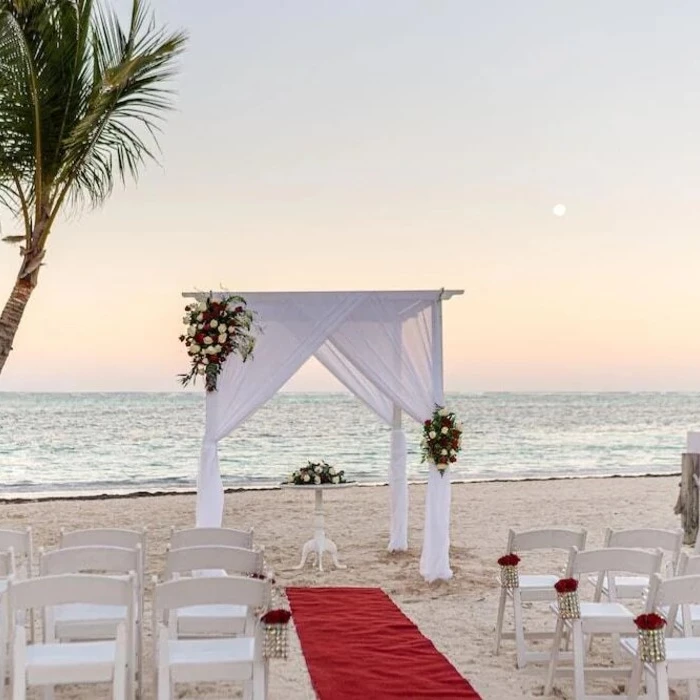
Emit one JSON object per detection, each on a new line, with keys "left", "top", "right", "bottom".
{"left": 0, "top": 469, "right": 680, "bottom": 504}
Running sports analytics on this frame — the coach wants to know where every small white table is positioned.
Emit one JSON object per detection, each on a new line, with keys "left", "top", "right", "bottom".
{"left": 282, "top": 483, "right": 355, "bottom": 572}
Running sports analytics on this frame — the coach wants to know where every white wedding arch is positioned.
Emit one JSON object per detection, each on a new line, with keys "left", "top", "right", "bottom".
{"left": 181, "top": 289, "right": 463, "bottom": 582}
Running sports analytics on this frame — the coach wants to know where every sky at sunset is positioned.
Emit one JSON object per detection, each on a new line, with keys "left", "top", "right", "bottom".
{"left": 2, "top": 1, "right": 700, "bottom": 392}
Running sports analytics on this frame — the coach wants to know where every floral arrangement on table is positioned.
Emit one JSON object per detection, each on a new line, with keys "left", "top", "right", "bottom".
{"left": 420, "top": 405, "right": 463, "bottom": 477}
{"left": 634, "top": 613, "right": 667, "bottom": 663}
{"left": 287, "top": 460, "right": 346, "bottom": 485}
{"left": 178, "top": 295, "right": 256, "bottom": 392}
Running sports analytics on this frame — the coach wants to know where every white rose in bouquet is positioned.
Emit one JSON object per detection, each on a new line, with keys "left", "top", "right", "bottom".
{"left": 218, "top": 333, "right": 227, "bottom": 344}
{"left": 314, "top": 466, "right": 322, "bottom": 474}
{"left": 228, "top": 325, "right": 235, "bottom": 333}
{"left": 198, "top": 301, "right": 207, "bottom": 311}
{"left": 303, "top": 474, "right": 310, "bottom": 482}
{"left": 332, "top": 476, "right": 339, "bottom": 484}
{"left": 438, "top": 408, "right": 449, "bottom": 417}
{"left": 202, "top": 357, "right": 209, "bottom": 365}
{"left": 210, "top": 319, "right": 218, "bottom": 328}
{"left": 182, "top": 315, "right": 189, "bottom": 324}
{"left": 429, "top": 431, "right": 437, "bottom": 439}
{"left": 441, "top": 426, "right": 449, "bottom": 434}
{"left": 197, "top": 313, "right": 204, "bottom": 321}
{"left": 314, "top": 476, "right": 321, "bottom": 484}
{"left": 440, "top": 449, "right": 448, "bottom": 456}
{"left": 213, "top": 345, "right": 222, "bottom": 353}
{"left": 190, "top": 344, "right": 201, "bottom": 354}
{"left": 329, "top": 467, "right": 337, "bottom": 475}
{"left": 187, "top": 325, "right": 196, "bottom": 337}
{"left": 203, "top": 336, "right": 214, "bottom": 345}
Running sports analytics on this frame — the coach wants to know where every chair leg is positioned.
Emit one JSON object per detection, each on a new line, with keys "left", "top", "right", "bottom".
{"left": 626, "top": 655, "right": 643, "bottom": 700}
{"left": 252, "top": 659, "right": 267, "bottom": 700}
{"left": 653, "top": 662, "right": 670, "bottom": 700}
{"left": 157, "top": 625, "right": 171, "bottom": 700}
{"left": 544, "top": 617, "right": 564, "bottom": 695}
{"left": 572, "top": 620, "right": 586, "bottom": 700}
{"left": 494, "top": 588, "right": 507, "bottom": 654}
{"left": 11, "top": 628, "right": 25, "bottom": 700}
{"left": 113, "top": 624, "right": 127, "bottom": 700}
{"left": 512, "top": 588, "right": 527, "bottom": 668}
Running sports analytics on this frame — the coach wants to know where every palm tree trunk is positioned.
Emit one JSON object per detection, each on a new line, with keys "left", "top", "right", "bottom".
{"left": 0, "top": 273, "right": 36, "bottom": 376}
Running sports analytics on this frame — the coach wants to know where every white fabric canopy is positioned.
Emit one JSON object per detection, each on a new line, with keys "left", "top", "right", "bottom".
{"left": 185, "top": 290, "right": 461, "bottom": 582}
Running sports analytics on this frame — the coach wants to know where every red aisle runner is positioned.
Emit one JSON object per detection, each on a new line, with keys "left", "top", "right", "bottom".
{"left": 286, "top": 587, "right": 482, "bottom": 700}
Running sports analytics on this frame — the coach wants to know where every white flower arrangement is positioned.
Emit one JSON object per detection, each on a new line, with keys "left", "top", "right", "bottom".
{"left": 287, "top": 460, "right": 346, "bottom": 486}
{"left": 179, "top": 295, "right": 257, "bottom": 392}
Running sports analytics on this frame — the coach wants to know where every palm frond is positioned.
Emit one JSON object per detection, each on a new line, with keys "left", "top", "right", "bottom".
{"left": 51, "top": 0, "right": 186, "bottom": 217}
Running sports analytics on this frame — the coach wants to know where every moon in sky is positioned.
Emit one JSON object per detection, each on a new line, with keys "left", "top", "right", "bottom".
{"left": 552, "top": 204, "right": 567, "bottom": 217}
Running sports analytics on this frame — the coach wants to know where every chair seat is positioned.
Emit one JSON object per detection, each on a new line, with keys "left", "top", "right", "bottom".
{"left": 25, "top": 640, "right": 117, "bottom": 685}
{"left": 176, "top": 604, "right": 248, "bottom": 635}
{"left": 659, "top": 604, "right": 700, "bottom": 628}
{"left": 587, "top": 573, "right": 650, "bottom": 595}
{"left": 167, "top": 637, "right": 256, "bottom": 683}
{"left": 53, "top": 603, "right": 128, "bottom": 640}
{"left": 622, "top": 636, "right": 700, "bottom": 662}
{"left": 520, "top": 574, "right": 559, "bottom": 589}
{"left": 550, "top": 601, "right": 635, "bottom": 633}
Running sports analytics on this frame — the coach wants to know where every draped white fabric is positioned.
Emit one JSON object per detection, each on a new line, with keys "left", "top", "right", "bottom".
{"left": 197, "top": 293, "right": 365, "bottom": 526}
{"left": 419, "top": 464, "right": 453, "bottom": 582}
{"left": 194, "top": 290, "right": 453, "bottom": 581}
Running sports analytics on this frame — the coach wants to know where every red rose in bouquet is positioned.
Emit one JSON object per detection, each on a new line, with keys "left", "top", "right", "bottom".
{"left": 498, "top": 553, "right": 520, "bottom": 567}
{"left": 554, "top": 578, "right": 578, "bottom": 593}
{"left": 261, "top": 609, "right": 292, "bottom": 625}
{"left": 634, "top": 613, "right": 666, "bottom": 630}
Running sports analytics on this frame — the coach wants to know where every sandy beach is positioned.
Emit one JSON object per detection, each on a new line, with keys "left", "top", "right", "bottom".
{"left": 0, "top": 474, "right": 683, "bottom": 699}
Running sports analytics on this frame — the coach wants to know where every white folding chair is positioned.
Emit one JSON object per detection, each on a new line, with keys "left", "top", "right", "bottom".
{"left": 0, "top": 550, "right": 16, "bottom": 700}
{"left": 8, "top": 573, "right": 134, "bottom": 700}
{"left": 0, "top": 530, "right": 34, "bottom": 645}
{"left": 623, "top": 572, "right": 700, "bottom": 700}
{"left": 39, "top": 545, "right": 141, "bottom": 698}
{"left": 169, "top": 527, "right": 253, "bottom": 550}
{"left": 0, "top": 532, "right": 32, "bottom": 581}
{"left": 494, "top": 527, "right": 587, "bottom": 668}
{"left": 660, "top": 552, "right": 700, "bottom": 637}
{"left": 545, "top": 547, "right": 664, "bottom": 700}
{"left": 164, "top": 545, "right": 265, "bottom": 637}
{"left": 153, "top": 575, "right": 270, "bottom": 700}
{"left": 59, "top": 528, "right": 146, "bottom": 697}
{"left": 590, "top": 528, "right": 683, "bottom": 600}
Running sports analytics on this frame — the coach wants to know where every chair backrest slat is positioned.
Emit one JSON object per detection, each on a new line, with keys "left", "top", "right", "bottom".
{"left": 60, "top": 528, "right": 144, "bottom": 551}
{"left": 165, "top": 545, "right": 263, "bottom": 579}
{"left": 169, "top": 527, "right": 253, "bottom": 550}
{"left": 40, "top": 545, "right": 140, "bottom": 577}
{"left": 570, "top": 547, "right": 663, "bottom": 577}
{"left": 605, "top": 528, "right": 683, "bottom": 564}
{"left": 154, "top": 575, "right": 269, "bottom": 613}
{"left": 509, "top": 528, "right": 587, "bottom": 552}
{"left": 9, "top": 573, "right": 133, "bottom": 611}
{"left": 652, "top": 573, "right": 700, "bottom": 608}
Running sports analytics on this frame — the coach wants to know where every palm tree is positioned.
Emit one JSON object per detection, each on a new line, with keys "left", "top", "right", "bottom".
{"left": 0, "top": 0, "right": 186, "bottom": 375}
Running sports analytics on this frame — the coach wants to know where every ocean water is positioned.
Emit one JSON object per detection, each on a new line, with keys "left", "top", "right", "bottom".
{"left": 0, "top": 392, "right": 696, "bottom": 497}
